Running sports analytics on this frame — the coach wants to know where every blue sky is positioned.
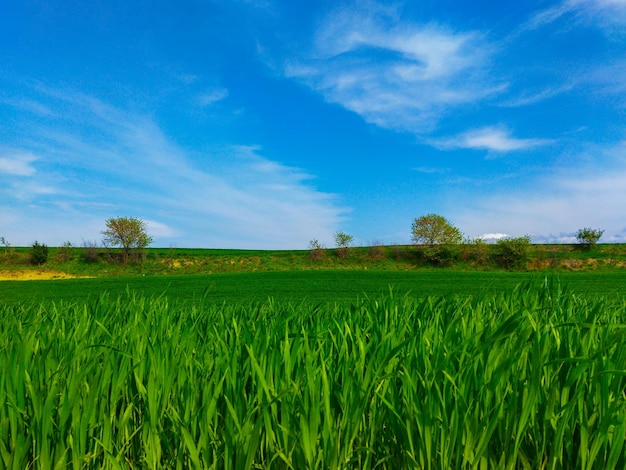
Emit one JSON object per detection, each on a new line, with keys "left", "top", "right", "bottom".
{"left": 1, "top": 0, "right": 625, "bottom": 248}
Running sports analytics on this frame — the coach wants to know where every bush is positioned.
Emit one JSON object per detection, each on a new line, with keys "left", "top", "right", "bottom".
{"left": 497, "top": 236, "right": 531, "bottom": 270}
{"left": 422, "top": 244, "right": 462, "bottom": 266}
{"left": 30, "top": 241, "right": 49, "bottom": 265}
{"left": 369, "top": 242, "right": 386, "bottom": 261}
{"left": 55, "top": 241, "right": 74, "bottom": 263}
{"left": 308, "top": 239, "right": 325, "bottom": 261}
{"left": 82, "top": 240, "right": 100, "bottom": 263}
{"left": 392, "top": 245, "right": 407, "bottom": 260}
{"left": 0, "top": 237, "right": 18, "bottom": 265}
{"left": 464, "top": 238, "right": 490, "bottom": 266}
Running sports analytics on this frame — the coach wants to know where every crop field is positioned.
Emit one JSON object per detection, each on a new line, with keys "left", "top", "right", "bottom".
{"left": 1, "top": 270, "right": 625, "bottom": 306}
{"left": 1, "top": 275, "right": 626, "bottom": 468}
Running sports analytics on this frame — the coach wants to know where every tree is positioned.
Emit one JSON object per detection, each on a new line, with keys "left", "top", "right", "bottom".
{"left": 411, "top": 214, "right": 462, "bottom": 246}
{"left": 576, "top": 227, "right": 604, "bottom": 250}
{"left": 334, "top": 231, "right": 354, "bottom": 258}
{"left": 411, "top": 214, "right": 463, "bottom": 266}
{"left": 102, "top": 217, "right": 152, "bottom": 265}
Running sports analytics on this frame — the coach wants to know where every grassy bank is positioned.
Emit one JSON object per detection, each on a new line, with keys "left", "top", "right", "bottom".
{"left": 0, "top": 243, "right": 625, "bottom": 279}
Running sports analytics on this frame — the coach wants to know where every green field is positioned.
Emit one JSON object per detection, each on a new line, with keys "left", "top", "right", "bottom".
{"left": 1, "top": 278, "right": 626, "bottom": 468}
{"left": 1, "top": 270, "right": 625, "bottom": 305}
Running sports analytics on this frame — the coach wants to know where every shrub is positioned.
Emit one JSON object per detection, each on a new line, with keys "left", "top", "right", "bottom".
{"left": 308, "top": 239, "right": 325, "bottom": 261}
{"left": 55, "top": 241, "right": 74, "bottom": 263}
{"left": 464, "top": 237, "right": 490, "bottom": 266}
{"left": 497, "top": 236, "right": 532, "bottom": 270}
{"left": 369, "top": 242, "right": 386, "bottom": 261}
{"left": 82, "top": 240, "right": 100, "bottom": 263}
{"left": 422, "top": 244, "right": 462, "bottom": 266}
{"left": 0, "top": 237, "right": 18, "bottom": 265}
{"left": 30, "top": 241, "right": 49, "bottom": 265}
{"left": 392, "top": 245, "right": 406, "bottom": 260}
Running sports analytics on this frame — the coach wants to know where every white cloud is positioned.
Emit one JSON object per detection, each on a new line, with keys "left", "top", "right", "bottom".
{"left": 434, "top": 127, "right": 553, "bottom": 152}
{"left": 478, "top": 233, "right": 509, "bottom": 242}
{"left": 0, "top": 151, "right": 38, "bottom": 176}
{"left": 285, "top": 4, "right": 501, "bottom": 134}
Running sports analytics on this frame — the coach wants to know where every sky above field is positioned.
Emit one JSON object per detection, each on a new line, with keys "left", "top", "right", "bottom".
{"left": 1, "top": 0, "right": 625, "bottom": 249}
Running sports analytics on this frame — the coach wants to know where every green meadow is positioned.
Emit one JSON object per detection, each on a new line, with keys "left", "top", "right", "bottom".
{"left": 1, "top": 246, "right": 625, "bottom": 468}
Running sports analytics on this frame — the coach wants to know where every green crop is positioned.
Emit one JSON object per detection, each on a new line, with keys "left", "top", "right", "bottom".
{"left": 1, "top": 270, "right": 625, "bottom": 306}
{"left": 1, "top": 279, "right": 625, "bottom": 468}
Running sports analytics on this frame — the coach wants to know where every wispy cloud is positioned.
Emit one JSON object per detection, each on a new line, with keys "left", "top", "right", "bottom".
{"left": 1, "top": 87, "right": 347, "bottom": 248}
{"left": 413, "top": 166, "right": 449, "bottom": 174}
{"left": 285, "top": 2, "right": 501, "bottom": 134}
{"left": 0, "top": 151, "right": 38, "bottom": 176}
{"left": 433, "top": 127, "right": 553, "bottom": 152}
{"left": 521, "top": 0, "right": 626, "bottom": 32}
{"left": 0, "top": 96, "right": 55, "bottom": 116}
{"left": 499, "top": 84, "right": 575, "bottom": 107}
{"left": 196, "top": 87, "right": 229, "bottom": 106}
{"left": 521, "top": 1, "right": 579, "bottom": 31}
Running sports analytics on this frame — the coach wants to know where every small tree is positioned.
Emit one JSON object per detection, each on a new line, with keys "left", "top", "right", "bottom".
{"left": 102, "top": 217, "right": 153, "bottom": 265}
{"left": 334, "top": 231, "right": 354, "bottom": 258}
{"left": 576, "top": 227, "right": 604, "bottom": 250}
{"left": 497, "top": 235, "right": 531, "bottom": 270}
{"left": 411, "top": 214, "right": 462, "bottom": 246}
{"left": 30, "top": 241, "right": 49, "bottom": 265}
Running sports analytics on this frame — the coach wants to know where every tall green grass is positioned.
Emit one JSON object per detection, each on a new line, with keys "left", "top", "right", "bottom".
{"left": 1, "top": 279, "right": 625, "bottom": 468}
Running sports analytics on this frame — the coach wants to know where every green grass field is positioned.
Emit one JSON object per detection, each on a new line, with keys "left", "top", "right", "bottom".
{"left": 1, "top": 270, "right": 625, "bottom": 306}
{"left": 1, "top": 279, "right": 625, "bottom": 468}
